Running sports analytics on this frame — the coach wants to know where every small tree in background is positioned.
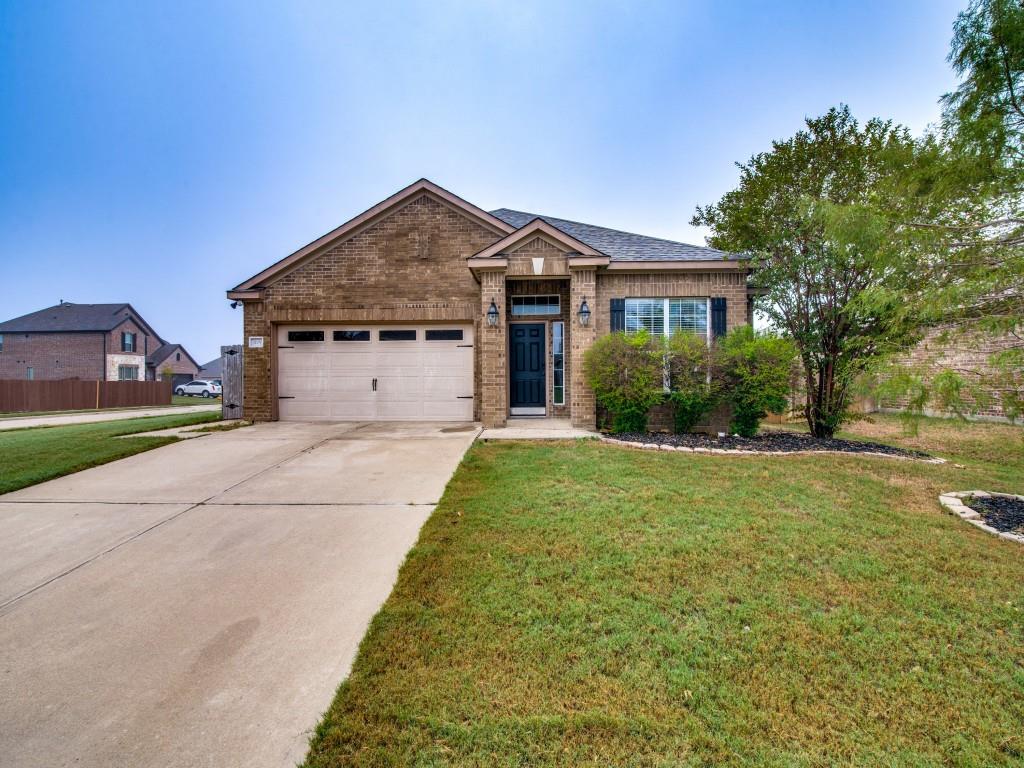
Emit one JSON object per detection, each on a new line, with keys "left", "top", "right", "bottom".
{"left": 666, "top": 331, "right": 720, "bottom": 433}
{"left": 718, "top": 327, "right": 798, "bottom": 438}
{"left": 584, "top": 330, "right": 664, "bottom": 433}
{"left": 160, "top": 365, "right": 174, "bottom": 382}
{"left": 884, "top": 0, "right": 1024, "bottom": 423}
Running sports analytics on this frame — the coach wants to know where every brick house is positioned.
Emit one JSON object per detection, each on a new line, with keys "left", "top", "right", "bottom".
{"left": 147, "top": 343, "right": 201, "bottom": 387}
{"left": 0, "top": 302, "right": 197, "bottom": 384}
{"left": 228, "top": 179, "right": 752, "bottom": 427}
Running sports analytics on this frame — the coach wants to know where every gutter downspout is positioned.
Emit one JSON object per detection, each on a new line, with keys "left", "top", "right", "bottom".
{"left": 101, "top": 332, "right": 106, "bottom": 381}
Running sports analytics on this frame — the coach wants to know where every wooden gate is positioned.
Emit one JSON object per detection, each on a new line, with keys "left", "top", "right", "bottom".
{"left": 221, "top": 345, "right": 243, "bottom": 420}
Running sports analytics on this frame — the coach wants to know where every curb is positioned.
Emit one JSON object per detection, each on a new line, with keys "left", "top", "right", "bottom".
{"left": 597, "top": 435, "right": 945, "bottom": 464}
{"left": 938, "top": 491, "right": 1024, "bottom": 544}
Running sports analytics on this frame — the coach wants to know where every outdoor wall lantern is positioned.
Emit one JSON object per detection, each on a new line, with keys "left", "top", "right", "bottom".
{"left": 578, "top": 297, "right": 591, "bottom": 327}
{"left": 486, "top": 298, "right": 500, "bottom": 327}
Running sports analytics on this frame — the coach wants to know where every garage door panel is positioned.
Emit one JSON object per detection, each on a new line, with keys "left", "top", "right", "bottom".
{"left": 277, "top": 325, "right": 473, "bottom": 422}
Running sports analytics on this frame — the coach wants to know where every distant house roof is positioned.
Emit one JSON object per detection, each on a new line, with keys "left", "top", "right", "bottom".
{"left": 0, "top": 302, "right": 159, "bottom": 337}
{"left": 200, "top": 356, "right": 223, "bottom": 377}
{"left": 489, "top": 209, "right": 741, "bottom": 262}
{"left": 147, "top": 342, "right": 199, "bottom": 370}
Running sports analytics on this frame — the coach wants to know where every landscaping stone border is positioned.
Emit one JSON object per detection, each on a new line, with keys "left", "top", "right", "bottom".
{"left": 598, "top": 435, "right": 946, "bottom": 464}
{"left": 938, "top": 491, "right": 1024, "bottom": 544}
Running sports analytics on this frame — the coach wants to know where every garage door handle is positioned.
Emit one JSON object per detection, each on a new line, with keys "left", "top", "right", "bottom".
{"left": 278, "top": 345, "right": 294, "bottom": 349}
{"left": 457, "top": 344, "right": 473, "bottom": 348}
{"left": 457, "top": 396, "right": 473, "bottom": 399}
{"left": 278, "top": 396, "right": 295, "bottom": 399}
{"left": 372, "top": 378, "right": 377, "bottom": 392}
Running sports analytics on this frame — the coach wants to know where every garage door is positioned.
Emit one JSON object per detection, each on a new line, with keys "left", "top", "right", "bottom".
{"left": 276, "top": 325, "right": 474, "bottom": 421}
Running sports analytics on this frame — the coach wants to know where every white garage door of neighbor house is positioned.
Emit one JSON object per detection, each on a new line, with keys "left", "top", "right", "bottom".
{"left": 276, "top": 325, "right": 474, "bottom": 421}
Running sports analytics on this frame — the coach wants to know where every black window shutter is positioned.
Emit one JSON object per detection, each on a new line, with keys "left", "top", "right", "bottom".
{"left": 711, "top": 297, "right": 727, "bottom": 339}
{"left": 610, "top": 298, "right": 625, "bottom": 332}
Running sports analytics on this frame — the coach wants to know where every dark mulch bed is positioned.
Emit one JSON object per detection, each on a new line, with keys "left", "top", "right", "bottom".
{"left": 613, "top": 430, "right": 933, "bottom": 459}
{"left": 966, "top": 495, "right": 1024, "bottom": 533}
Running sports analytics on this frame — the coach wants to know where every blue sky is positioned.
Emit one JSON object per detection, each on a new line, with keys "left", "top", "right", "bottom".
{"left": 0, "top": 0, "right": 964, "bottom": 363}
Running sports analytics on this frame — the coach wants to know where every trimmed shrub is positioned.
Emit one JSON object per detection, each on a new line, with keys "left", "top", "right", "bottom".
{"left": 718, "top": 326, "right": 797, "bottom": 437}
{"left": 666, "top": 331, "right": 721, "bottom": 432}
{"left": 584, "top": 330, "right": 664, "bottom": 433}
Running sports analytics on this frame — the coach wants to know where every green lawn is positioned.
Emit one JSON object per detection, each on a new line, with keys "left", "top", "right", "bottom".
{"left": 0, "top": 411, "right": 220, "bottom": 494}
{"left": 305, "top": 416, "right": 1024, "bottom": 767}
{"left": 172, "top": 394, "right": 221, "bottom": 406}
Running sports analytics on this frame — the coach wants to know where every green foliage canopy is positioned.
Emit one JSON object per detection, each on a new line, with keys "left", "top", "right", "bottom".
{"left": 692, "top": 106, "right": 925, "bottom": 437}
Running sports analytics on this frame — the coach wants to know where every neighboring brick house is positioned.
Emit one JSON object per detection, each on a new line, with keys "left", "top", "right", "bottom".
{"left": 0, "top": 302, "right": 197, "bottom": 384}
{"left": 228, "top": 179, "right": 753, "bottom": 427}
{"left": 147, "top": 343, "right": 201, "bottom": 387}
{"left": 199, "top": 355, "right": 223, "bottom": 380}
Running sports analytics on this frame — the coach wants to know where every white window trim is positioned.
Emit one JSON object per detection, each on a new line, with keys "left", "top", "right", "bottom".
{"left": 625, "top": 298, "right": 711, "bottom": 342}
{"left": 510, "top": 294, "right": 561, "bottom": 317}
{"left": 551, "top": 320, "right": 565, "bottom": 406}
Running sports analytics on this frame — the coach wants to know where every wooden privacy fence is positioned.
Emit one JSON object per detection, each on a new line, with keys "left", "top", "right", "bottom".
{"left": 0, "top": 379, "right": 173, "bottom": 413}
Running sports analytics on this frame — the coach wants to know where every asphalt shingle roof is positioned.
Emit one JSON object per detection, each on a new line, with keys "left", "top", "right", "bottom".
{"left": 200, "top": 356, "right": 223, "bottom": 377}
{"left": 489, "top": 209, "right": 742, "bottom": 262}
{"left": 0, "top": 303, "right": 144, "bottom": 333}
{"left": 147, "top": 343, "right": 179, "bottom": 366}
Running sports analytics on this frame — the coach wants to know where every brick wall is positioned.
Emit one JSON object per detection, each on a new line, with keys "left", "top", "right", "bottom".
{"left": 595, "top": 271, "right": 749, "bottom": 335}
{"left": 0, "top": 332, "right": 105, "bottom": 380}
{"left": 152, "top": 351, "right": 200, "bottom": 381}
{"left": 885, "top": 326, "right": 1020, "bottom": 420}
{"left": 506, "top": 237, "right": 569, "bottom": 276}
{"left": 570, "top": 268, "right": 598, "bottom": 428}
{"left": 241, "top": 193, "right": 503, "bottom": 421}
{"left": 478, "top": 271, "right": 507, "bottom": 427}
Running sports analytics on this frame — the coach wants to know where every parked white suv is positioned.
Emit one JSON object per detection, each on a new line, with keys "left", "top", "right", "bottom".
{"left": 175, "top": 379, "right": 222, "bottom": 398}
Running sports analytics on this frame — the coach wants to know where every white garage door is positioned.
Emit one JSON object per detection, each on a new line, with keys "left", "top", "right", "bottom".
{"left": 276, "top": 325, "right": 474, "bottom": 421}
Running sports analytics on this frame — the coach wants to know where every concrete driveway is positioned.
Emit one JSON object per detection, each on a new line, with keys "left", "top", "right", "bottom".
{"left": 0, "top": 421, "right": 479, "bottom": 768}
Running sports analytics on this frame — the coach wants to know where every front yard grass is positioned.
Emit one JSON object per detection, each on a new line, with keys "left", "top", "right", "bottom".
{"left": 0, "top": 411, "right": 220, "bottom": 494}
{"left": 305, "top": 416, "right": 1024, "bottom": 767}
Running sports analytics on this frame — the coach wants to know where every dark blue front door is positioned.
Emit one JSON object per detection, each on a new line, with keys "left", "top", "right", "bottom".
{"left": 510, "top": 323, "right": 545, "bottom": 408}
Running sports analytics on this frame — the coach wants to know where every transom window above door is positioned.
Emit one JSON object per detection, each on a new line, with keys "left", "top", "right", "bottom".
{"left": 511, "top": 295, "right": 560, "bottom": 316}
{"left": 625, "top": 298, "right": 708, "bottom": 336}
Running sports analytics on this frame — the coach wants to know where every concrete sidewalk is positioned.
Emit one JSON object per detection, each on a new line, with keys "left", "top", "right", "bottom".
{"left": 0, "top": 420, "right": 478, "bottom": 768}
{"left": 0, "top": 403, "right": 220, "bottom": 431}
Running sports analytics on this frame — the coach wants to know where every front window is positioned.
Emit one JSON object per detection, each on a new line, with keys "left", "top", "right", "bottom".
{"left": 511, "top": 295, "right": 560, "bottom": 317}
{"left": 118, "top": 365, "right": 139, "bottom": 380}
{"left": 121, "top": 332, "right": 136, "bottom": 352}
{"left": 625, "top": 298, "right": 708, "bottom": 337}
{"left": 0, "top": 333, "right": 4, "bottom": 352}
{"left": 552, "top": 321, "right": 565, "bottom": 405}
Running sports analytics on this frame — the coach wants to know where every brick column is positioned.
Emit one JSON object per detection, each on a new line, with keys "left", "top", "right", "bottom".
{"left": 569, "top": 267, "right": 597, "bottom": 429}
{"left": 479, "top": 270, "right": 507, "bottom": 427}
{"left": 242, "top": 301, "right": 273, "bottom": 421}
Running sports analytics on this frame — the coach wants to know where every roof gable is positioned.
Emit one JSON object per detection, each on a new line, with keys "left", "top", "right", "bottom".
{"left": 230, "top": 179, "right": 515, "bottom": 294}
{"left": 147, "top": 342, "right": 198, "bottom": 369}
{"left": 489, "top": 208, "right": 740, "bottom": 262}
{"left": 470, "top": 218, "right": 606, "bottom": 261}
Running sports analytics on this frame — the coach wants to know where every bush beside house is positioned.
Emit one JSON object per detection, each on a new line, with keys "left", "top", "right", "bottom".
{"left": 585, "top": 327, "right": 797, "bottom": 436}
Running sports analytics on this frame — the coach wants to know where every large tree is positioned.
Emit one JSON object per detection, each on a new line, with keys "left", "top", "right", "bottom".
{"left": 693, "top": 106, "right": 926, "bottom": 437}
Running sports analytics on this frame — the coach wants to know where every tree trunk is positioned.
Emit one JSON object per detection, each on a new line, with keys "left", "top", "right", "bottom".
{"left": 804, "top": 362, "right": 841, "bottom": 439}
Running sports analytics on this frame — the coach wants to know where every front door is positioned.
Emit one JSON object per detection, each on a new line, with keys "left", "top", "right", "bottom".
{"left": 510, "top": 323, "right": 545, "bottom": 414}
